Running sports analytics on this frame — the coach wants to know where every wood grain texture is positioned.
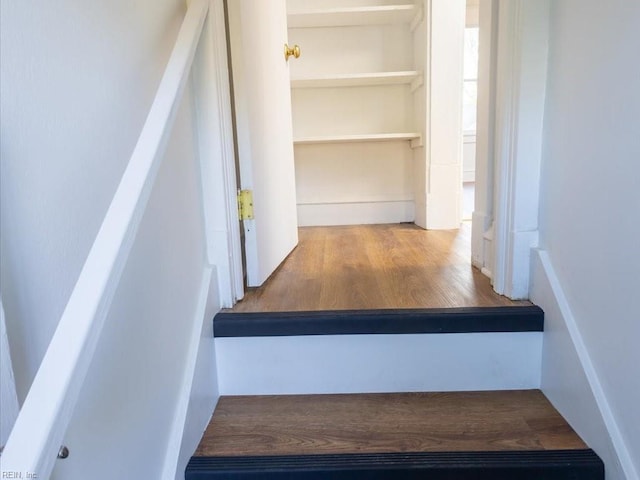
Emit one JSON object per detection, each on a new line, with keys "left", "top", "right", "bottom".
{"left": 229, "top": 223, "right": 529, "bottom": 312}
{"left": 195, "top": 391, "right": 587, "bottom": 457}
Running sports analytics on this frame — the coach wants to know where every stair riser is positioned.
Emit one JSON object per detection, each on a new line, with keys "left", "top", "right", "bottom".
{"left": 215, "top": 332, "right": 542, "bottom": 395}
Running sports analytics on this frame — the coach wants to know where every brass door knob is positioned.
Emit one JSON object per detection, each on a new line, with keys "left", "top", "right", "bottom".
{"left": 284, "top": 43, "right": 301, "bottom": 61}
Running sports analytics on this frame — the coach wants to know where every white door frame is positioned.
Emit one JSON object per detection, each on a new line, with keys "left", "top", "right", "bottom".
{"left": 193, "top": 0, "right": 244, "bottom": 307}
{"left": 472, "top": 0, "right": 550, "bottom": 300}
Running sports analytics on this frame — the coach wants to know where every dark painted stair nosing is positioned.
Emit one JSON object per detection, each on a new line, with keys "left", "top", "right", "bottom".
{"left": 186, "top": 449, "right": 603, "bottom": 479}
{"left": 214, "top": 305, "right": 543, "bottom": 337}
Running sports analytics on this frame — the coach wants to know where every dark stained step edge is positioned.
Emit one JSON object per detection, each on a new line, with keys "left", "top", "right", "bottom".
{"left": 186, "top": 449, "right": 603, "bottom": 480}
{"left": 214, "top": 305, "right": 543, "bottom": 337}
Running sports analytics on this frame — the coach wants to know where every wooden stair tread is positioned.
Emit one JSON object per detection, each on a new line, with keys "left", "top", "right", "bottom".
{"left": 194, "top": 390, "right": 587, "bottom": 457}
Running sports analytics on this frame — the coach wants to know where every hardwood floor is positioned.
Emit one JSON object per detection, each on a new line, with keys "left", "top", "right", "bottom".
{"left": 229, "top": 223, "right": 529, "bottom": 312}
{"left": 195, "top": 391, "right": 586, "bottom": 457}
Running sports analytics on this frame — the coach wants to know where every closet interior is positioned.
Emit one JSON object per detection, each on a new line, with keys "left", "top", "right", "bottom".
{"left": 286, "top": 0, "right": 430, "bottom": 227}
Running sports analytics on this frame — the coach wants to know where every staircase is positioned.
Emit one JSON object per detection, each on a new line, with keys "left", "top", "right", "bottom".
{"left": 186, "top": 306, "right": 604, "bottom": 479}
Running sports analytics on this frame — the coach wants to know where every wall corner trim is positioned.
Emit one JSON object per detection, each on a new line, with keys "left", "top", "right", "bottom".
{"left": 491, "top": 0, "right": 549, "bottom": 299}
{"left": 533, "top": 249, "right": 639, "bottom": 480}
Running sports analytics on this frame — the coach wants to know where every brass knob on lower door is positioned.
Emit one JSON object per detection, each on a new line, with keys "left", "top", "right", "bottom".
{"left": 285, "top": 43, "right": 301, "bottom": 61}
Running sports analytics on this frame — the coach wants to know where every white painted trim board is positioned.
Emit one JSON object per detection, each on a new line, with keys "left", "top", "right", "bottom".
{"left": 161, "top": 267, "right": 217, "bottom": 480}
{"left": 532, "top": 250, "right": 638, "bottom": 480}
{"left": 470, "top": 0, "right": 497, "bottom": 276}
{"left": 192, "top": 0, "right": 244, "bottom": 307}
{"left": 491, "top": 0, "right": 548, "bottom": 299}
{"left": 297, "top": 201, "right": 415, "bottom": 227}
{"left": 216, "top": 332, "right": 542, "bottom": 396}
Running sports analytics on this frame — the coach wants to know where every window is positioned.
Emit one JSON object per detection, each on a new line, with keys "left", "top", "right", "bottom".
{"left": 462, "top": 27, "right": 479, "bottom": 134}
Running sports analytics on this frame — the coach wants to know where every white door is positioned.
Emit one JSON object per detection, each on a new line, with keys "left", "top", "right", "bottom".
{"left": 227, "top": 0, "right": 299, "bottom": 287}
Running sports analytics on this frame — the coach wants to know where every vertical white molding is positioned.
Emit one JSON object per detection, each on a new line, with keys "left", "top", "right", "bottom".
{"left": 492, "top": 0, "right": 549, "bottom": 298}
{"left": 471, "top": 0, "right": 498, "bottom": 272}
{"left": 191, "top": 0, "right": 243, "bottom": 307}
{"left": 0, "top": 297, "right": 20, "bottom": 449}
{"left": 412, "top": 0, "right": 430, "bottom": 229}
{"left": 492, "top": 0, "right": 521, "bottom": 296}
{"left": 425, "top": 0, "right": 466, "bottom": 230}
{"left": 415, "top": 0, "right": 466, "bottom": 231}
{"left": 211, "top": 0, "right": 244, "bottom": 303}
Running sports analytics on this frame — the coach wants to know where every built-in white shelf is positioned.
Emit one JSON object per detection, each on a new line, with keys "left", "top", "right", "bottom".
{"left": 291, "top": 71, "right": 422, "bottom": 89}
{"left": 288, "top": 5, "right": 417, "bottom": 29}
{"left": 294, "top": 132, "right": 422, "bottom": 146}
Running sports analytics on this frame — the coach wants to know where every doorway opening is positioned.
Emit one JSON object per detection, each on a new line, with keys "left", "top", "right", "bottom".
{"left": 222, "top": 0, "right": 527, "bottom": 312}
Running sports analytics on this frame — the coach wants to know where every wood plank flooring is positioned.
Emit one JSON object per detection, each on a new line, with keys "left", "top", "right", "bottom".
{"left": 195, "top": 391, "right": 587, "bottom": 457}
{"left": 229, "top": 223, "right": 529, "bottom": 312}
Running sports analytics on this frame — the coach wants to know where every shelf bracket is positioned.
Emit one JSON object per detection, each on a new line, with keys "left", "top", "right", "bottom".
{"left": 410, "top": 6, "right": 424, "bottom": 32}
{"left": 411, "top": 74, "right": 424, "bottom": 93}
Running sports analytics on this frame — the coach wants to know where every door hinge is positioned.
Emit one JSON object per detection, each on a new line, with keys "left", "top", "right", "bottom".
{"left": 237, "top": 189, "right": 254, "bottom": 220}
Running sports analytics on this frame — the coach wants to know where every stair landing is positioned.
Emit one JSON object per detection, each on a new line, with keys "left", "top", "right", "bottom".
{"left": 227, "top": 224, "right": 530, "bottom": 312}
{"left": 187, "top": 390, "right": 603, "bottom": 479}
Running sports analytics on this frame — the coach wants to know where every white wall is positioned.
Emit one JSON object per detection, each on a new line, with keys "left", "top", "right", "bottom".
{"left": 52, "top": 86, "right": 215, "bottom": 480}
{"left": 1, "top": 1, "right": 218, "bottom": 477}
{"left": 0, "top": 0, "right": 181, "bottom": 403}
{"left": 537, "top": 0, "right": 640, "bottom": 478}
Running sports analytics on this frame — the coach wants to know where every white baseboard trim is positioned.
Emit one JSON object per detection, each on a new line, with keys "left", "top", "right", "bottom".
{"left": 532, "top": 250, "right": 638, "bottom": 480}
{"left": 463, "top": 170, "right": 476, "bottom": 183}
{"left": 471, "top": 210, "right": 491, "bottom": 270}
{"left": 216, "top": 332, "right": 542, "bottom": 396}
{"left": 161, "top": 266, "right": 220, "bottom": 480}
{"left": 504, "top": 229, "right": 538, "bottom": 299}
{"left": 480, "top": 267, "right": 492, "bottom": 279}
{"left": 297, "top": 201, "right": 414, "bottom": 227}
